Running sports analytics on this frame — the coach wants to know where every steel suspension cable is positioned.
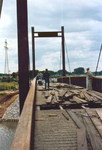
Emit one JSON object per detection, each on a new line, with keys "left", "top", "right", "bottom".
{"left": 95, "top": 44, "right": 102, "bottom": 76}
{"left": 59, "top": 47, "right": 63, "bottom": 83}
{"left": 65, "top": 41, "right": 72, "bottom": 84}
{"left": 60, "top": 48, "right": 62, "bottom": 73}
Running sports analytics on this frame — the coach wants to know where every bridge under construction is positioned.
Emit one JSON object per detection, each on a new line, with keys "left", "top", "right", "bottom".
{"left": 10, "top": 77, "right": 102, "bottom": 150}
{"left": 1, "top": 1, "right": 102, "bottom": 150}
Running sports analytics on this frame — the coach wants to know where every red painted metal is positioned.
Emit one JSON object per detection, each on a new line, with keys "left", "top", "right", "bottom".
{"left": 93, "top": 77, "right": 102, "bottom": 92}
{"left": 58, "top": 76, "right": 102, "bottom": 93}
{"left": 61, "top": 26, "right": 66, "bottom": 76}
{"left": 58, "top": 76, "right": 86, "bottom": 88}
{"left": 32, "top": 27, "right": 36, "bottom": 77}
{"left": 32, "top": 26, "right": 66, "bottom": 78}
{"left": 17, "top": 0, "right": 29, "bottom": 113}
{"left": 0, "top": 0, "right": 3, "bottom": 17}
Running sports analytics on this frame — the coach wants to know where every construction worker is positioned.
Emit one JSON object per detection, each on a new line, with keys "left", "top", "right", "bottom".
{"left": 86, "top": 68, "right": 94, "bottom": 90}
{"left": 37, "top": 71, "right": 43, "bottom": 85}
{"left": 43, "top": 69, "right": 50, "bottom": 90}
{"left": 37, "top": 71, "right": 43, "bottom": 80}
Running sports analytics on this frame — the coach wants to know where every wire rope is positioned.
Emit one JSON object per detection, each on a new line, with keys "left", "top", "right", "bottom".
{"left": 95, "top": 44, "right": 102, "bottom": 76}
{"left": 65, "top": 41, "right": 72, "bottom": 84}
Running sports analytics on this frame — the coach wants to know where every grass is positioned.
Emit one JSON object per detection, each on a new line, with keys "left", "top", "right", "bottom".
{"left": 0, "top": 81, "right": 19, "bottom": 91}
{"left": 0, "top": 92, "right": 7, "bottom": 95}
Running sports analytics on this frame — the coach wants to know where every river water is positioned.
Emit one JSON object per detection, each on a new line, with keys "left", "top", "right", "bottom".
{"left": 0, "top": 121, "right": 18, "bottom": 150}
{"left": 0, "top": 98, "right": 19, "bottom": 150}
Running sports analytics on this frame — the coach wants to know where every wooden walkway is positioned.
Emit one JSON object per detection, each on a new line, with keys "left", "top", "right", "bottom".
{"left": 11, "top": 80, "right": 102, "bottom": 150}
{"left": 34, "top": 110, "right": 77, "bottom": 150}
{"left": 34, "top": 84, "right": 102, "bottom": 150}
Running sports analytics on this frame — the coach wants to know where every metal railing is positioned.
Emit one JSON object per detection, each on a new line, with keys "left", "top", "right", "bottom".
{"left": 58, "top": 76, "right": 102, "bottom": 93}
{"left": 58, "top": 76, "right": 86, "bottom": 88}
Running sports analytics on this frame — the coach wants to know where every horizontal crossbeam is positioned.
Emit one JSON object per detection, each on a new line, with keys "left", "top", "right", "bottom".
{"left": 34, "top": 31, "right": 62, "bottom": 38}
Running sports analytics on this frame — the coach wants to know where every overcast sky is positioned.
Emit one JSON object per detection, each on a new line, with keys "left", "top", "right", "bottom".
{"left": 0, "top": 0, "right": 102, "bottom": 74}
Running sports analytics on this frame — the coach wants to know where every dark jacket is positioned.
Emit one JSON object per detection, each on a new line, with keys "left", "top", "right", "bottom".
{"left": 43, "top": 71, "right": 50, "bottom": 80}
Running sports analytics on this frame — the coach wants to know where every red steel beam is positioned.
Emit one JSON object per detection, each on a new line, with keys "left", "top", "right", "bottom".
{"left": 17, "top": 0, "right": 29, "bottom": 113}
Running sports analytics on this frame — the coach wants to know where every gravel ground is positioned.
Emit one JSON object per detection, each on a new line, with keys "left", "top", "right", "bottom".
{"left": 2, "top": 98, "right": 20, "bottom": 120}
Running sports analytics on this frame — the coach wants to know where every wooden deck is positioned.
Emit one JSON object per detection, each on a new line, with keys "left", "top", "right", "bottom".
{"left": 34, "top": 110, "right": 77, "bottom": 150}
{"left": 11, "top": 80, "right": 102, "bottom": 150}
{"left": 34, "top": 83, "right": 102, "bottom": 150}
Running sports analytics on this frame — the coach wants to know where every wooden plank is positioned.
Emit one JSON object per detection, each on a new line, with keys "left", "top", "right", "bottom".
{"left": 84, "top": 117, "right": 102, "bottom": 150}
{"left": 66, "top": 110, "right": 85, "bottom": 129}
{"left": 79, "top": 91, "right": 85, "bottom": 99}
{"left": 91, "top": 90, "right": 102, "bottom": 97}
{"left": 46, "top": 95, "right": 52, "bottom": 104}
{"left": 71, "top": 97, "right": 82, "bottom": 104}
{"left": 69, "top": 90, "right": 79, "bottom": 95}
{"left": 51, "top": 89, "right": 55, "bottom": 95}
{"left": 69, "top": 98, "right": 77, "bottom": 103}
{"left": 48, "top": 114, "right": 57, "bottom": 117}
{"left": 83, "top": 92, "right": 93, "bottom": 102}
{"left": 53, "top": 95, "right": 59, "bottom": 104}
{"left": 96, "top": 109, "right": 102, "bottom": 122}
{"left": 59, "top": 105, "right": 64, "bottom": 110}
{"left": 87, "top": 91, "right": 102, "bottom": 101}
{"left": 73, "top": 96, "right": 86, "bottom": 103}
{"left": 64, "top": 91, "right": 74, "bottom": 99}
{"left": 11, "top": 77, "right": 37, "bottom": 150}
{"left": 77, "top": 129, "right": 88, "bottom": 150}
{"left": 85, "top": 108, "right": 102, "bottom": 137}
{"left": 72, "top": 110, "right": 88, "bottom": 117}
{"left": 62, "top": 112, "right": 69, "bottom": 120}
{"left": 59, "top": 89, "right": 68, "bottom": 98}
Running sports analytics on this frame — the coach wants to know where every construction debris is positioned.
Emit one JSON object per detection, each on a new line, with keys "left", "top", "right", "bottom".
{"left": 40, "top": 83, "right": 102, "bottom": 106}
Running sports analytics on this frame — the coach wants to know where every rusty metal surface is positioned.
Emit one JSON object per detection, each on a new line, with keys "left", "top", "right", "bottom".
{"left": 58, "top": 76, "right": 102, "bottom": 93}
{"left": 93, "top": 77, "right": 102, "bottom": 92}
{"left": 58, "top": 76, "right": 86, "bottom": 88}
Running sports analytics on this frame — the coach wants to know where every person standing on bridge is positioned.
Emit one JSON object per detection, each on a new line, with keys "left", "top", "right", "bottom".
{"left": 37, "top": 71, "right": 43, "bottom": 85}
{"left": 43, "top": 69, "right": 50, "bottom": 90}
{"left": 37, "top": 71, "right": 43, "bottom": 80}
{"left": 86, "top": 68, "right": 94, "bottom": 90}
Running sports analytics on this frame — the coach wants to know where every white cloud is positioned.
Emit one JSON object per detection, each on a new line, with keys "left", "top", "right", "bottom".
{"left": 0, "top": 0, "right": 102, "bottom": 73}
{"left": 36, "top": 51, "right": 60, "bottom": 71}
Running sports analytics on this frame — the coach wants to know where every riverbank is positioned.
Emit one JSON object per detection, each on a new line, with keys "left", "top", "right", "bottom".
{"left": 0, "top": 91, "right": 19, "bottom": 118}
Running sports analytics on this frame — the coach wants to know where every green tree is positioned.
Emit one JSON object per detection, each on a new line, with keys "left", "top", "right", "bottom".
{"left": 74, "top": 67, "right": 85, "bottom": 75}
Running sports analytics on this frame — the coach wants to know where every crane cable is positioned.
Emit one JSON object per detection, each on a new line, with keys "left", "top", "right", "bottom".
{"left": 65, "top": 41, "right": 72, "bottom": 84}
{"left": 59, "top": 47, "right": 63, "bottom": 83}
{"left": 95, "top": 44, "right": 102, "bottom": 76}
{"left": 59, "top": 39, "right": 72, "bottom": 84}
{"left": 59, "top": 47, "right": 62, "bottom": 74}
